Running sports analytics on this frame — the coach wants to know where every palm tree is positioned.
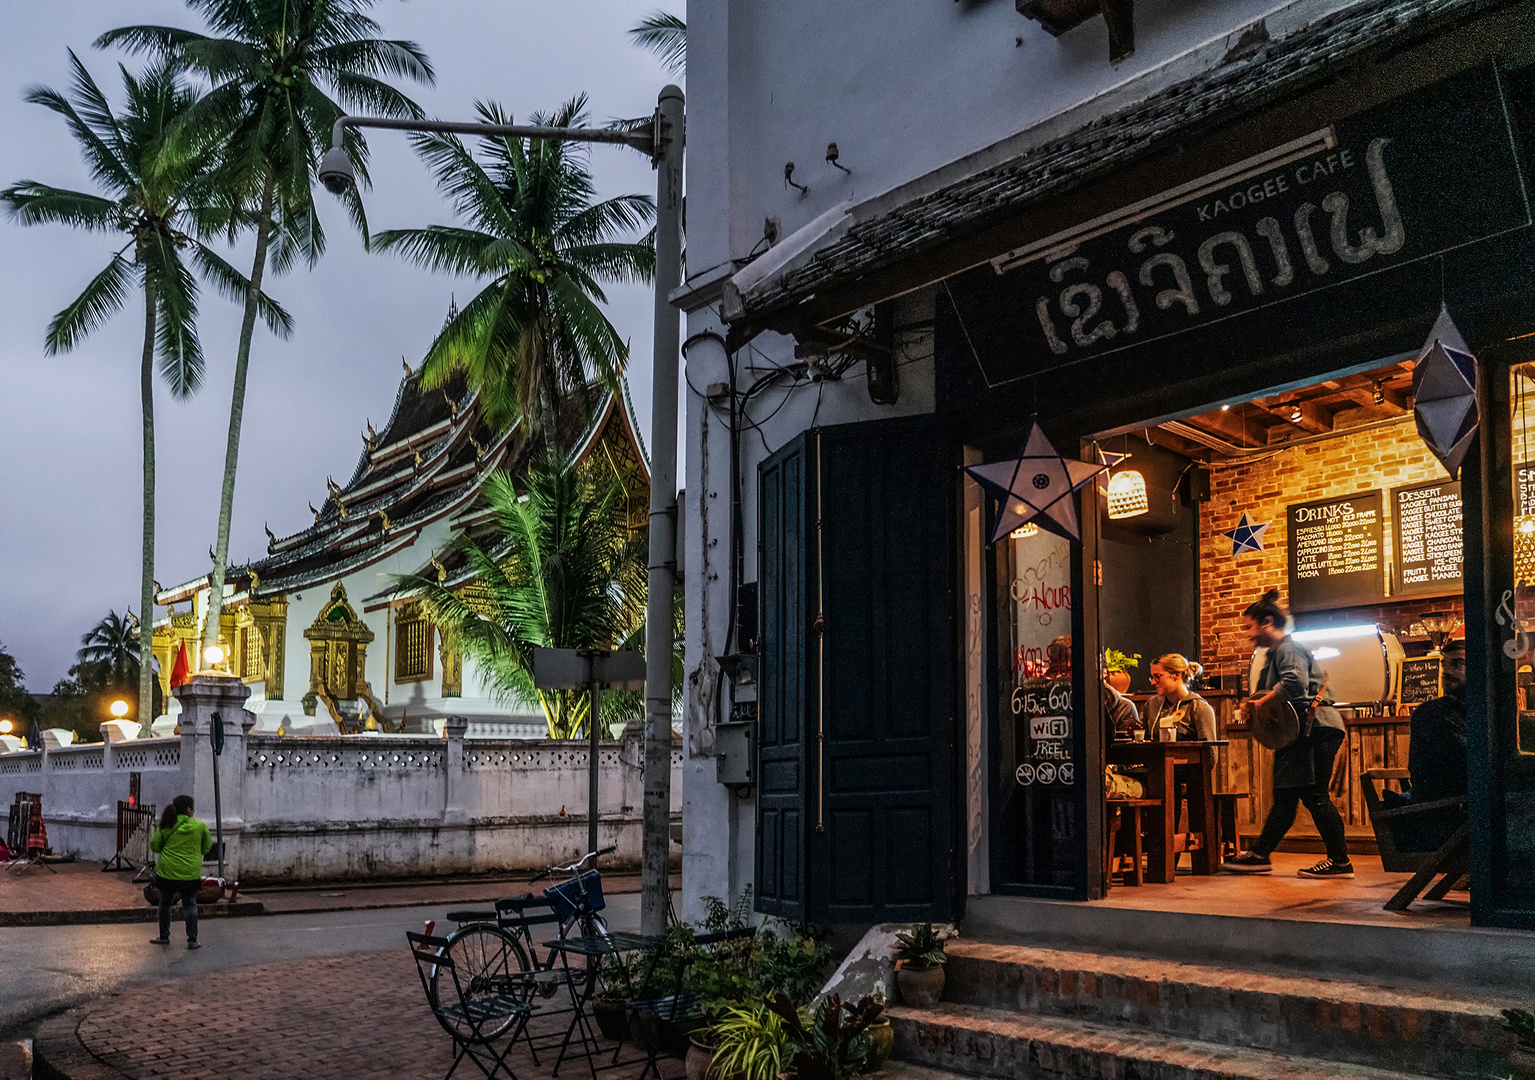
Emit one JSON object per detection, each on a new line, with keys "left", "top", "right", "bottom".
{"left": 397, "top": 455, "right": 648, "bottom": 740}
{"left": 629, "top": 12, "right": 686, "bottom": 77}
{"left": 371, "top": 95, "right": 655, "bottom": 442}
{"left": 78, "top": 610, "right": 144, "bottom": 690}
{"left": 2, "top": 55, "right": 288, "bottom": 736}
{"left": 98, "top": 0, "right": 435, "bottom": 657}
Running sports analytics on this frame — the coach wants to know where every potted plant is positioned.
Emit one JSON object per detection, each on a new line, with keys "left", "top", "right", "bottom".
{"left": 861, "top": 982, "right": 893, "bottom": 1073}
{"left": 1104, "top": 649, "right": 1140, "bottom": 693}
{"left": 592, "top": 953, "right": 633, "bottom": 1042}
{"left": 1503, "top": 1006, "right": 1535, "bottom": 1078}
{"left": 710, "top": 1000, "right": 790, "bottom": 1080}
{"left": 767, "top": 993, "right": 883, "bottom": 1080}
{"left": 893, "top": 923, "right": 948, "bottom": 1008}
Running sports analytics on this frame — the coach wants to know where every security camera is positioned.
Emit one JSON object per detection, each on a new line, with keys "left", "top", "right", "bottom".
{"left": 318, "top": 145, "right": 356, "bottom": 195}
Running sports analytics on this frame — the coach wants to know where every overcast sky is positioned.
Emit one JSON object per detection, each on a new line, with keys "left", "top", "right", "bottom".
{"left": 0, "top": 1, "right": 684, "bottom": 689}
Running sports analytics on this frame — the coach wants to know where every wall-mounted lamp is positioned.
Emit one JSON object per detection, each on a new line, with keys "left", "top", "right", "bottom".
{"left": 1105, "top": 469, "right": 1149, "bottom": 519}
{"left": 1372, "top": 380, "right": 1385, "bottom": 405}
{"left": 1288, "top": 403, "right": 1304, "bottom": 423}
{"left": 784, "top": 162, "right": 808, "bottom": 197}
{"left": 826, "top": 143, "right": 850, "bottom": 174}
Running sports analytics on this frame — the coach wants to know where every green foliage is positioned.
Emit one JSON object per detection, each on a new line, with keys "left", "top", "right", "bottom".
{"left": 1104, "top": 649, "right": 1141, "bottom": 673}
{"left": 710, "top": 1001, "right": 790, "bottom": 1080}
{"left": 766, "top": 993, "right": 883, "bottom": 1080}
{"left": 1502, "top": 1007, "right": 1535, "bottom": 1051}
{"left": 371, "top": 95, "right": 655, "bottom": 441}
{"left": 0, "top": 642, "right": 40, "bottom": 730}
{"left": 755, "top": 922, "right": 834, "bottom": 1006}
{"left": 396, "top": 453, "right": 652, "bottom": 739}
{"left": 78, "top": 611, "right": 142, "bottom": 688}
{"left": 894, "top": 923, "right": 947, "bottom": 970}
{"left": 629, "top": 12, "right": 686, "bottom": 76}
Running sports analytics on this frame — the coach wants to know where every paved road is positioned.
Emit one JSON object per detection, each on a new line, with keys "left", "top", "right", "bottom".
{"left": 0, "top": 892, "right": 648, "bottom": 1034}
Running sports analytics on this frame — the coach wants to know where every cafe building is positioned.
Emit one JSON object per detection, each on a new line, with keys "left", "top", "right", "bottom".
{"left": 678, "top": 0, "right": 1535, "bottom": 940}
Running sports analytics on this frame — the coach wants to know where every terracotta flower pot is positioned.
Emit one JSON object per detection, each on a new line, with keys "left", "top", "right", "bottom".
{"left": 593, "top": 996, "right": 629, "bottom": 1041}
{"left": 1106, "top": 669, "right": 1133, "bottom": 693}
{"left": 863, "top": 1019, "right": 894, "bottom": 1072}
{"left": 686, "top": 1039, "right": 719, "bottom": 1080}
{"left": 896, "top": 962, "right": 945, "bottom": 1008}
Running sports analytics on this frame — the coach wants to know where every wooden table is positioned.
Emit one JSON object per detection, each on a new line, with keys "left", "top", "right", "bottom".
{"left": 1106, "top": 739, "right": 1227, "bottom": 882}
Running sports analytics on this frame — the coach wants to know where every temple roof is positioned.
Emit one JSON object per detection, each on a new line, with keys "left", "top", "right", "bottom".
{"left": 157, "top": 366, "right": 649, "bottom": 607}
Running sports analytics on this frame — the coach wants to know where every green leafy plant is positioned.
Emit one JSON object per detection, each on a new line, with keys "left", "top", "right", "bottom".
{"left": 755, "top": 922, "right": 834, "bottom": 1006}
{"left": 687, "top": 890, "right": 760, "bottom": 1015}
{"left": 710, "top": 1000, "right": 791, "bottom": 1080}
{"left": 1502, "top": 1007, "right": 1535, "bottom": 1051}
{"left": 1104, "top": 649, "right": 1141, "bottom": 674}
{"left": 595, "top": 952, "right": 634, "bottom": 1002}
{"left": 766, "top": 993, "right": 882, "bottom": 1080}
{"left": 894, "top": 923, "right": 947, "bottom": 971}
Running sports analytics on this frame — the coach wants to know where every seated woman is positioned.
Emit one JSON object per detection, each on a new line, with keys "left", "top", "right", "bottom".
{"left": 1143, "top": 654, "right": 1217, "bottom": 741}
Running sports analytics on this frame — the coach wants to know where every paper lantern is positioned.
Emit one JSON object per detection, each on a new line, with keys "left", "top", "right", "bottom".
{"left": 1105, "top": 469, "right": 1149, "bottom": 519}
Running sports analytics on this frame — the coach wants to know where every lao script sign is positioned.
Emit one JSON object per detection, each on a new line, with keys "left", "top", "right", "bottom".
{"left": 948, "top": 66, "right": 1529, "bottom": 387}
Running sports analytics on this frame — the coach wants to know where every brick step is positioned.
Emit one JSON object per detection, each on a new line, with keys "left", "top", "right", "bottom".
{"left": 940, "top": 940, "right": 1512, "bottom": 1078}
{"left": 889, "top": 1003, "right": 1447, "bottom": 1080}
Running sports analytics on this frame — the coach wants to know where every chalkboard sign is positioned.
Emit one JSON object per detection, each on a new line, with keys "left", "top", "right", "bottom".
{"left": 1288, "top": 491, "right": 1385, "bottom": 612}
{"left": 1392, "top": 480, "right": 1463, "bottom": 597}
{"left": 1398, "top": 656, "right": 1441, "bottom": 706}
{"left": 1518, "top": 465, "right": 1535, "bottom": 516}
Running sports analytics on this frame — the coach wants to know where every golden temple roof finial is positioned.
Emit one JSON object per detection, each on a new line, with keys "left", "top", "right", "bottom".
{"left": 365, "top": 421, "right": 378, "bottom": 450}
{"left": 431, "top": 555, "right": 447, "bottom": 582}
{"left": 309, "top": 500, "right": 322, "bottom": 523}
{"left": 469, "top": 432, "right": 485, "bottom": 460}
{"left": 402, "top": 356, "right": 413, "bottom": 377}
{"left": 379, "top": 508, "right": 392, "bottom": 532}
{"left": 265, "top": 523, "right": 278, "bottom": 551}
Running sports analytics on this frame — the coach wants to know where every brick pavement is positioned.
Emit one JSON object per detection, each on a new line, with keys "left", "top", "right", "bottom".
{"left": 34, "top": 948, "right": 683, "bottom": 1080}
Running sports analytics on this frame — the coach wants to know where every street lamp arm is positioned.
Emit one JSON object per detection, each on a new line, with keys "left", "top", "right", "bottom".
{"left": 329, "top": 115, "right": 655, "bottom": 156}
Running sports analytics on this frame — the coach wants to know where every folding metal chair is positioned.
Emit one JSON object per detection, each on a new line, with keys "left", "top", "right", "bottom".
{"left": 409, "top": 931, "right": 536, "bottom": 1080}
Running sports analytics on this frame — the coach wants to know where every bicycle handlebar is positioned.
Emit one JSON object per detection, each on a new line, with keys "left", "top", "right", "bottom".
{"left": 536, "top": 846, "right": 617, "bottom": 881}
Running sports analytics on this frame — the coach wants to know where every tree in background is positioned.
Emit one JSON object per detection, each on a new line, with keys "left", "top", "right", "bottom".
{"left": 372, "top": 95, "right": 654, "bottom": 444}
{"left": 98, "top": 0, "right": 435, "bottom": 658}
{"left": 628, "top": 12, "right": 686, "bottom": 77}
{"left": 0, "top": 642, "right": 41, "bottom": 745}
{"left": 398, "top": 455, "right": 651, "bottom": 739}
{"left": 2, "top": 56, "right": 287, "bottom": 737}
{"left": 77, "top": 610, "right": 143, "bottom": 688}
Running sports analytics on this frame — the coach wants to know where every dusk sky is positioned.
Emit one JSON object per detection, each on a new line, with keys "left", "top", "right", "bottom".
{"left": 0, "top": 1, "right": 683, "bottom": 688}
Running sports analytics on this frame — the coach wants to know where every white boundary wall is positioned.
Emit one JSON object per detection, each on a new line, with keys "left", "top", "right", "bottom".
{"left": 0, "top": 676, "right": 680, "bottom": 883}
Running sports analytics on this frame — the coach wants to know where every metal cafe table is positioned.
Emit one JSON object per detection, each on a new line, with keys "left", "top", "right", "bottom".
{"left": 543, "top": 931, "right": 666, "bottom": 1079}
{"left": 1106, "top": 739, "right": 1227, "bottom": 882}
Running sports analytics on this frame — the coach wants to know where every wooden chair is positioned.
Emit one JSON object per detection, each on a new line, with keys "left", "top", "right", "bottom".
{"left": 1107, "top": 798, "right": 1161, "bottom": 887}
{"left": 1360, "top": 769, "right": 1470, "bottom": 911}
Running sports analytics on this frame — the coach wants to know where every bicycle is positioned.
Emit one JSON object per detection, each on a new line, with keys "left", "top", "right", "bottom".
{"left": 427, "top": 846, "right": 615, "bottom": 1037}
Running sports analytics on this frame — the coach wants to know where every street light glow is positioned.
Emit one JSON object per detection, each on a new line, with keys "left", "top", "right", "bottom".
{"left": 109, "top": 699, "right": 130, "bottom": 719}
{"left": 203, "top": 645, "right": 225, "bottom": 668}
{"left": 0, "top": 719, "right": 12, "bottom": 734}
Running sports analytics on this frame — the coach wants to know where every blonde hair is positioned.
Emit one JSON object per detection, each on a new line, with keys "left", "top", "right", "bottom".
{"left": 1153, "top": 653, "right": 1203, "bottom": 685}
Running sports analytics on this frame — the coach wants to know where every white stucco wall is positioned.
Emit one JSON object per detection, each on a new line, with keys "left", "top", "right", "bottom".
{"left": 678, "top": 0, "right": 1373, "bottom": 920}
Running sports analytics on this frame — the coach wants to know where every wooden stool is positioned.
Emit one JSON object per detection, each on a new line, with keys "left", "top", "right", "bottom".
{"left": 1212, "top": 791, "right": 1250, "bottom": 859}
{"left": 1108, "top": 798, "right": 1161, "bottom": 887}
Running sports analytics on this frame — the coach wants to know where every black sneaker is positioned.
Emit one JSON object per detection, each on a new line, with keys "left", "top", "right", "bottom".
{"left": 1222, "top": 851, "right": 1273, "bottom": 873}
{"left": 149, "top": 937, "right": 170, "bottom": 945}
{"left": 1297, "top": 858, "right": 1355, "bottom": 879}
{"left": 187, "top": 940, "right": 201, "bottom": 950}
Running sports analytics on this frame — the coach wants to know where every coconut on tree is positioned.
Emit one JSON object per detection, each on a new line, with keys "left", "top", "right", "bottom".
{"left": 97, "top": 0, "right": 436, "bottom": 659}
{"left": 2, "top": 55, "right": 289, "bottom": 736}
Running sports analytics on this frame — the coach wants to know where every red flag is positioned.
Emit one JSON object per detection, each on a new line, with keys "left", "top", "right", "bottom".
{"left": 170, "top": 641, "right": 191, "bottom": 688}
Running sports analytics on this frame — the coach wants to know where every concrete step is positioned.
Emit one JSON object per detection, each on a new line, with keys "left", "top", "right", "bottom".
{"left": 889, "top": 1003, "right": 1450, "bottom": 1080}
{"left": 939, "top": 941, "right": 1513, "bottom": 1079}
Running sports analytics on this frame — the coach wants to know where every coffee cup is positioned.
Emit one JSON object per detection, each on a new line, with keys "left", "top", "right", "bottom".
{"left": 1131, "top": 729, "right": 1145, "bottom": 742}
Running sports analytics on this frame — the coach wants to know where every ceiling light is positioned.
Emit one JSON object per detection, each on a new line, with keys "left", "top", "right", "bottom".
{"left": 1220, "top": 405, "right": 1231, "bottom": 411}
{"left": 1105, "top": 470, "right": 1149, "bottom": 519}
{"left": 1288, "top": 403, "right": 1304, "bottom": 423}
{"left": 1372, "top": 381, "right": 1385, "bottom": 405}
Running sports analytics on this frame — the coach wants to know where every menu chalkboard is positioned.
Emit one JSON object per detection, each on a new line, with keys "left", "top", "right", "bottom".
{"left": 1288, "top": 490, "right": 1385, "bottom": 612}
{"left": 1399, "top": 656, "right": 1441, "bottom": 706}
{"left": 1393, "top": 480, "right": 1462, "bottom": 597}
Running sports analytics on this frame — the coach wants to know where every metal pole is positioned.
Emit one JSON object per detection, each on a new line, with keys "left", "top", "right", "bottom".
{"left": 641, "top": 85, "right": 684, "bottom": 937}
{"left": 210, "top": 713, "right": 225, "bottom": 882}
{"left": 589, "top": 672, "right": 601, "bottom": 857}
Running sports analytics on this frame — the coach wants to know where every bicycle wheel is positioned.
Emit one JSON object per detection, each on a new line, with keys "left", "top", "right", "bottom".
{"left": 432, "top": 924, "right": 532, "bottom": 1037}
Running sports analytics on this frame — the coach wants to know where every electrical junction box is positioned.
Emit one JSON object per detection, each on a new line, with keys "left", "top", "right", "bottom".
{"left": 715, "top": 721, "right": 753, "bottom": 791}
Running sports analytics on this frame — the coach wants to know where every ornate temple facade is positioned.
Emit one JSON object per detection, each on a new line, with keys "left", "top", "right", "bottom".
{"left": 153, "top": 363, "right": 649, "bottom": 737}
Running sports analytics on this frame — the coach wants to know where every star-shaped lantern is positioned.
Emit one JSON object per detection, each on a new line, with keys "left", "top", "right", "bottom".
{"left": 964, "top": 423, "right": 1106, "bottom": 545}
{"left": 1223, "top": 512, "right": 1270, "bottom": 556}
{"left": 1413, "top": 306, "right": 1478, "bottom": 481}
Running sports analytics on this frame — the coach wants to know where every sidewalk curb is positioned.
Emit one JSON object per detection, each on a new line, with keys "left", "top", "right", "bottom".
{"left": 32, "top": 1011, "right": 125, "bottom": 1080}
{"left": 0, "top": 902, "right": 265, "bottom": 928}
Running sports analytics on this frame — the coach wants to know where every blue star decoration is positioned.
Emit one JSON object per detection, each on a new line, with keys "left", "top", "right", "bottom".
{"left": 964, "top": 422, "right": 1106, "bottom": 545}
{"left": 1223, "top": 512, "right": 1271, "bottom": 556}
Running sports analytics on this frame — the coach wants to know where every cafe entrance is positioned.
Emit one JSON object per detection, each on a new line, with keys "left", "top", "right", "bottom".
{"left": 941, "top": 61, "right": 1535, "bottom": 929}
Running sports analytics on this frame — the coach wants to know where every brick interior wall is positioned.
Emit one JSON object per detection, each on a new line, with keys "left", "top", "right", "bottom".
{"left": 1200, "top": 417, "right": 1464, "bottom": 670}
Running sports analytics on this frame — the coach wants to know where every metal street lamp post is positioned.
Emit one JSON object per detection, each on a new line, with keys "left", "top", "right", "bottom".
{"left": 319, "top": 87, "right": 684, "bottom": 936}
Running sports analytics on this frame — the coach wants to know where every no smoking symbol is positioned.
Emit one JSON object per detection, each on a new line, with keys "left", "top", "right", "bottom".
{"left": 1015, "top": 763, "right": 1036, "bottom": 786}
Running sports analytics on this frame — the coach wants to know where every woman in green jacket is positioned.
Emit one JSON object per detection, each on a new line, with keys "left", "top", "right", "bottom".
{"left": 149, "top": 795, "right": 212, "bottom": 948}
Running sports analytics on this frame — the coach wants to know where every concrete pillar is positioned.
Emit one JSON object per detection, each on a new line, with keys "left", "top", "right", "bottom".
{"left": 173, "top": 674, "right": 256, "bottom": 882}
{"left": 443, "top": 715, "right": 468, "bottom": 825}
